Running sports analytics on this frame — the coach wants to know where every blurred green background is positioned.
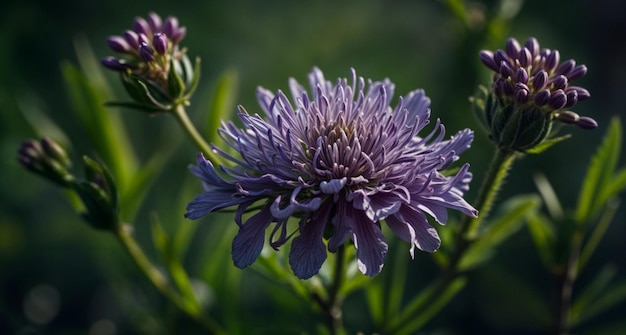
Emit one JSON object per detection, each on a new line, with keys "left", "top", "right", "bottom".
{"left": 1, "top": 0, "right": 624, "bottom": 334}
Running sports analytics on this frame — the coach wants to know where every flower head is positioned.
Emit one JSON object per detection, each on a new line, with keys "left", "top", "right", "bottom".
{"left": 102, "top": 12, "right": 198, "bottom": 111}
{"left": 477, "top": 37, "right": 596, "bottom": 152}
{"left": 186, "top": 68, "right": 478, "bottom": 279}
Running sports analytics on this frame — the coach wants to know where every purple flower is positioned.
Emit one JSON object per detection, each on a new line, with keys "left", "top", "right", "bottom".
{"left": 186, "top": 68, "right": 478, "bottom": 279}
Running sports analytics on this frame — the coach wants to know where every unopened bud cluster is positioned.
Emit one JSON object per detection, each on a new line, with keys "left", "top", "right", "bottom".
{"left": 18, "top": 138, "right": 120, "bottom": 231}
{"left": 477, "top": 37, "right": 597, "bottom": 152}
{"left": 102, "top": 12, "right": 199, "bottom": 111}
{"left": 18, "top": 137, "right": 73, "bottom": 187}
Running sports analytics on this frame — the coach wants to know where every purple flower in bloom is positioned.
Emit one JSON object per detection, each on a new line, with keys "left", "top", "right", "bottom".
{"left": 186, "top": 68, "right": 478, "bottom": 279}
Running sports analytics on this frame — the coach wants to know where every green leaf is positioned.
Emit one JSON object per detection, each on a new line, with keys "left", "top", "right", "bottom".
{"left": 365, "top": 276, "right": 385, "bottom": 325}
{"left": 204, "top": 68, "right": 239, "bottom": 147}
{"left": 391, "top": 277, "right": 467, "bottom": 335}
{"left": 168, "top": 57, "right": 185, "bottom": 99}
{"left": 571, "top": 264, "right": 617, "bottom": 326}
{"left": 104, "top": 101, "right": 167, "bottom": 114}
{"left": 573, "top": 278, "right": 626, "bottom": 326}
{"left": 459, "top": 195, "right": 541, "bottom": 270}
{"left": 578, "top": 198, "right": 620, "bottom": 272}
{"left": 525, "top": 134, "right": 571, "bottom": 154}
{"left": 67, "top": 36, "right": 139, "bottom": 188}
{"left": 576, "top": 117, "right": 622, "bottom": 223}
{"left": 526, "top": 212, "right": 555, "bottom": 269}
{"left": 150, "top": 214, "right": 201, "bottom": 314}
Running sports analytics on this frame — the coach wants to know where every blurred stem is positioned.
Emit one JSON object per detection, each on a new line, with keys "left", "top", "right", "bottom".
{"left": 171, "top": 104, "right": 222, "bottom": 165}
{"left": 387, "top": 148, "right": 517, "bottom": 333}
{"left": 553, "top": 226, "right": 584, "bottom": 335}
{"left": 314, "top": 245, "right": 347, "bottom": 335}
{"left": 115, "top": 223, "right": 225, "bottom": 335}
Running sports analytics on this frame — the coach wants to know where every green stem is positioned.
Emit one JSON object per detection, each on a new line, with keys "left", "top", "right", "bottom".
{"left": 553, "top": 227, "right": 584, "bottom": 335}
{"left": 171, "top": 104, "right": 223, "bottom": 165}
{"left": 387, "top": 148, "right": 517, "bottom": 333}
{"left": 463, "top": 148, "right": 517, "bottom": 240}
{"left": 314, "top": 245, "right": 347, "bottom": 335}
{"left": 115, "top": 223, "right": 225, "bottom": 335}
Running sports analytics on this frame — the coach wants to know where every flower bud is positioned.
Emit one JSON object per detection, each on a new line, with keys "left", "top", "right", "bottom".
{"left": 577, "top": 116, "right": 598, "bottom": 130}
{"left": 107, "top": 36, "right": 132, "bottom": 53}
{"left": 548, "top": 89, "right": 567, "bottom": 110}
{"left": 556, "top": 111, "right": 579, "bottom": 124}
{"left": 138, "top": 43, "right": 155, "bottom": 62}
{"left": 153, "top": 33, "right": 168, "bottom": 55}
{"left": 72, "top": 156, "right": 120, "bottom": 231}
{"left": 18, "top": 138, "right": 74, "bottom": 187}
{"left": 505, "top": 38, "right": 521, "bottom": 59}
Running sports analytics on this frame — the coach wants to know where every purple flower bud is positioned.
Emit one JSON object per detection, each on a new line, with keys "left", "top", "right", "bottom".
{"left": 163, "top": 16, "right": 179, "bottom": 38}
{"left": 107, "top": 36, "right": 131, "bottom": 53}
{"left": 555, "top": 59, "right": 575, "bottom": 76}
{"left": 519, "top": 47, "right": 532, "bottom": 67}
{"left": 499, "top": 61, "right": 514, "bottom": 78}
{"left": 567, "top": 65, "right": 587, "bottom": 81}
{"left": 139, "top": 43, "right": 155, "bottom": 62}
{"left": 534, "top": 89, "right": 551, "bottom": 106}
{"left": 544, "top": 50, "right": 560, "bottom": 73}
{"left": 480, "top": 51, "right": 499, "bottom": 72}
{"left": 564, "top": 89, "right": 578, "bottom": 108}
{"left": 494, "top": 50, "right": 512, "bottom": 68}
{"left": 494, "top": 78, "right": 505, "bottom": 96}
{"left": 137, "top": 33, "right": 150, "bottom": 45}
{"left": 505, "top": 38, "right": 521, "bottom": 59}
{"left": 101, "top": 57, "right": 130, "bottom": 71}
{"left": 147, "top": 12, "right": 163, "bottom": 33}
{"left": 532, "top": 70, "right": 549, "bottom": 90}
{"left": 551, "top": 75, "right": 568, "bottom": 90}
{"left": 133, "top": 17, "right": 152, "bottom": 36}
{"left": 567, "top": 86, "right": 590, "bottom": 101}
{"left": 548, "top": 89, "right": 567, "bottom": 110}
{"left": 556, "top": 111, "right": 580, "bottom": 124}
{"left": 505, "top": 81, "right": 516, "bottom": 96}
{"left": 123, "top": 30, "right": 140, "bottom": 50}
{"left": 153, "top": 33, "right": 168, "bottom": 55}
{"left": 170, "top": 26, "right": 187, "bottom": 45}
{"left": 514, "top": 83, "right": 530, "bottom": 103}
{"left": 577, "top": 116, "right": 598, "bottom": 129}
{"left": 524, "top": 37, "right": 540, "bottom": 57}
{"left": 514, "top": 68, "right": 528, "bottom": 84}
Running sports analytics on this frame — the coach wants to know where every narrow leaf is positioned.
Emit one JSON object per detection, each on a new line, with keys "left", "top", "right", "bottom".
{"left": 576, "top": 117, "right": 621, "bottom": 223}
{"left": 460, "top": 195, "right": 541, "bottom": 270}
{"left": 571, "top": 264, "right": 617, "bottom": 326}
{"left": 526, "top": 212, "right": 556, "bottom": 269}
{"left": 205, "top": 68, "right": 239, "bottom": 147}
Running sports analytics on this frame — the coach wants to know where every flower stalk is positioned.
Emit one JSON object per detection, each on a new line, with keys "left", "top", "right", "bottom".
{"left": 114, "top": 223, "right": 226, "bottom": 335}
{"left": 171, "top": 103, "right": 222, "bottom": 164}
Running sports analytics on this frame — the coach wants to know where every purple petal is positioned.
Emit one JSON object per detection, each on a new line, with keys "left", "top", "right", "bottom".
{"left": 232, "top": 206, "right": 274, "bottom": 268}
{"left": 185, "top": 191, "right": 247, "bottom": 219}
{"left": 289, "top": 205, "right": 331, "bottom": 279}
{"left": 320, "top": 177, "right": 347, "bottom": 194}
{"left": 386, "top": 206, "right": 441, "bottom": 254}
{"left": 351, "top": 209, "right": 388, "bottom": 276}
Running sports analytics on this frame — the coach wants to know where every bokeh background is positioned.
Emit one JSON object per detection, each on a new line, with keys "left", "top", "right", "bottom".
{"left": 1, "top": 0, "right": 625, "bottom": 334}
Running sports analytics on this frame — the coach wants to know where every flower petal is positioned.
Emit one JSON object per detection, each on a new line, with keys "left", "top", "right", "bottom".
{"left": 232, "top": 206, "right": 274, "bottom": 268}
{"left": 289, "top": 204, "right": 331, "bottom": 279}
{"left": 185, "top": 191, "right": 247, "bottom": 219}
{"left": 349, "top": 208, "right": 388, "bottom": 276}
